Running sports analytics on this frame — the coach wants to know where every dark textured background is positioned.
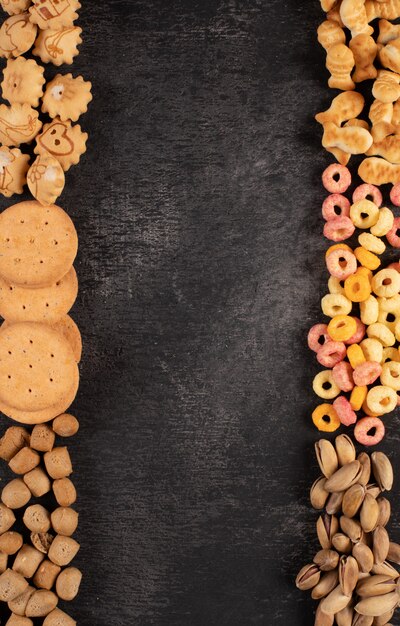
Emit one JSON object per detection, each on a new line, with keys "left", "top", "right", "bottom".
{"left": 2, "top": 1, "right": 400, "bottom": 625}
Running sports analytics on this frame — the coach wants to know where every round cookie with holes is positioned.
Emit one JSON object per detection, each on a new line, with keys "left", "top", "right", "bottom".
{"left": 0, "top": 322, "right": 78, "bottom": 415}
{"left": 0, "top": 201, "right": 77, "bottom": 287}
{"left": 0, "top": 266, "right": 78, "bottom": 323}
{"left": 51, "top": 314, "right": 81, "bottom": 362}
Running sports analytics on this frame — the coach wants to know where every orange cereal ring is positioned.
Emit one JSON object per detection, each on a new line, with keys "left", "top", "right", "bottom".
{"left": 344, "top": 273, "right": 371, "bottom": 302}
{"left": 328, "top": 315, "right": 357, "bottom": 341}
{"left": 350, "top": 385, "right": 367, "bottom": 411}
{"left": 354, "top": 247, "right": 381, "bottom": 271}
{"left": 312, "top": 403, "right": 341, "bottom": 433}
{"left": 325, "top": 243, "right": 353, "bottom": 260}
{"left": 356, "top": 266, "right": 373, "bottom": 281}
{"left": 347, "top": 344, "right": 365, "bottom": 369}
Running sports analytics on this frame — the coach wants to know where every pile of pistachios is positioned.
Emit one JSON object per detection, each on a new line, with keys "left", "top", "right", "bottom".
{"left": 296, "top": 435, "right": 400, "bottom": 625}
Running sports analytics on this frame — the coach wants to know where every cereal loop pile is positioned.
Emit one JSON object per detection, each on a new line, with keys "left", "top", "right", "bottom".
{"left": 0, "top": 0, "right": 91, "bottom": 623}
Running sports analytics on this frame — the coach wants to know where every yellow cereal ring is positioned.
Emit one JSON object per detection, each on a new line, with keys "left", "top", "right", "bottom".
{"left": 350, "top": 385, "right": 367, "bottom": 411}
{"left": 344, "top": 273, "right": 371, "bottom": 303}
{"left": 358, "top": 233, "right": 385, "bottom": 255}
{"left": 366, "top": 385, "right": 397, "bottom": 415}
{"left": 382, "top": 347, "right": 400, "bottom": 364}
{"left": 381, "top": 361, "right": 400, "bottom": 391}
{"left": 360, "top": 295, "right": 379, "bottom": 325}
{"left": 354, "top": 247, "right": 381, "bottom": 271}
{"left": 362, "top": 398, "right": 380, "bottom": 417}
{"left": 356, "top": 266, "right": 373, "bottom": 281}
{"left": 325, "top": 243, "right": 353, "bottom": 260}
{"left": 394, "top": 319, "right": 400, "bottom": 342}
{"left": 312, "top": 370, "right": 340, "bottom": 400}
{"left": 328, "top": 315, "right": 357, "bottom": 341}
{"left": 367, "top": 323, "right": 396, "bottom": 347}
{"left": 371, "top": 269, "right": 400, "bottom": 298}
{"left": 347, "top": 344, "right": 365, "bottom": 369}
{"left": 321, "top": 294, "right": 352, "bottom": 317}
{"left": 378, "top": 294, "right": 400, "bottom": 312}
{"left": 312, "top": 403, "right": 341, "bottom": 432}
{"left": 350, "top": 200, "right": 379, "bottom": 229}
{"left": 328, "top": 276, "right": 345, "bottom": 295}
{"left": 370, "top": 207, "right": 394, "bottom": 237}
{"left": 360, "top": 338, "right": 383, "bottom": 363}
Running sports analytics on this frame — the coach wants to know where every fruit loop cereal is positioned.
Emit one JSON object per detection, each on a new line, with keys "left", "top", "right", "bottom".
{"left": 353, "top": 183, "right": 382, "bottom": 206}
{"left": 354, "top": 416, "right": 385, "bottom": 446}
{"left": 322, "top": 194, "right": 350, "bottom": 221}
{"left": 322, "top": 163, "right": 352, "bottom": 193}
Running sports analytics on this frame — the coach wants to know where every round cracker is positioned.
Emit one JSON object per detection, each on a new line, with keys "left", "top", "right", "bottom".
{"left": 51, "top": 315, "right": 82, "bottom": 362}
{"left": 0, "top": 322, "right": 78, "bottom": 412}
{"left": 0, "top": 201, "right": 78, "bottom": 287}
{"left": 0, "top": 266, "right": 78, "bottom": 323}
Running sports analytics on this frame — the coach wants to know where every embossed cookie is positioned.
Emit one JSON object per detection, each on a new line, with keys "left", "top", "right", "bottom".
{"left": 34, "top": 118, "right": 87, "bottom": 171}
{"left": 0, "top": 201, "right": 78, "bottom": 287}
{"left": 0, "top": 266, "right": 77, "bottom": 323}
{"left": 42, "top": 74, "right": 92, "bottom": 122}
{"left": 27, "top": 152, "right": 65, "bottom": 206}
{"left": 0, "top": 146, "right": 29, "bottom": 197}
{"left": 2, "top": 57, "right": 45, "bottom": 106}
{"left": 51, "top": 315, "right": 81, "bottom": 362}
{"left": 33, "top": 25, "right": 81, "bottom": 65}
{"left": 0, "top": 13, "right": 37, "bottom": 58}
{"left": 29, "top": 0, "right": 80, "bottom": 31}
{"left": 0, "top": 322, "right": 78, "bottom": 413}
{"left": 0, "top": 0, "right": 32, "bottom": 15}
{"left": 0, "top": 103, "right": 41, "bottom": 147}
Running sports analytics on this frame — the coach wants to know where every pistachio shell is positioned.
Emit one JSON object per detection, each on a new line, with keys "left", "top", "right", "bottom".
{"left": 335, "top": 434, "right": 356, "bottom": 465}
{"left": 373, "top": 527, "right": 390, "bottom": 566}
{"left": 316, "top": 440, "right": 339, "bottom": 479}
{"left": 339, "top": 555, "right": 359, "bottom": 596}
{"left": 343, "top": 484, "right": 366, "bottom": 518}
{"left": 311, "top": 476, "right": 329, "bottom": 510}
{"left": 387, "top": 542, "right": 400, "bottom": 565}
{"left": 321, "top": 584, "right": 352, "bottom": 615}
{"left": 326, "top": 491, "right": 344, "bottom": 515}
{"left": 371, "top": 561, "right": 399, "bottom": 579}
{"left": 314, "top": 549, "right": 340, "bottom": 572}
{"left": 333, "top": 533, "right": 352, "bottom": 554}
{"left": 358, "top": 453, "right": 371, "bottom": 487}
{"left": 360, "top": 494, "right": 380, "bottom": 533}
{"left": 340, "top": 516, "right": 363, "bottom": 543}
{"left": 312, "top": 569, "right": 339, "bottom": 600}
{"left": 353, "top": 542, "right": 374, "bottom": 574}
{"left": 325, "top": 461, "right": 362, "bottom": 493}
{"left": 376, "top": 498, "right": 391, "bottom": 528}
{"left": 356, "top": 575, "right": 397, "bottom": 598}
{"left": 355, "top": 591, "right": 399, "bottom": 617}
{"left": 317, "top": 514, "right": 339, "bottom": 550}
{"left": 296, "top": 563, "right": 321, "bottom": 591}
{"left": 371, "top": 452, "right": 393, "bottom": 492}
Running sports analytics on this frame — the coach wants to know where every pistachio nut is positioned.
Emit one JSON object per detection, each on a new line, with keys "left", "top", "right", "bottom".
{"left": 387, "top": 542, "right": 400, "bottom": 566}
{"left": 353, "top": 542, "right": 374, "bottom": 574}
{"left": 343, "top": 484, "right": 366, "bottom": 519}
{"left": 376, "top": 498, "right": 391, "bottom": 528}
{"left": 356, "top": 575, "right": 397, "bottom": 598}
{"left": 333, "top": 533, "right": 352, "bottom": 554}
{"left": 316, "top": 440, "right": 339, "bottom": 479}
{"left": 336, "top": 603, "right": 354, "bottom": 626}
{"left": 321, "top": 584, "right": 352, "bottom": 615}
{"left": 311, "top": 476, "right": 329, "bottom": 510}
{"left": 373, "top": 610, "right": 394, "bottom": 626}
{"left": 360, "top": 494, "right": 380, "bottom": 534}
{"left": 358, "top": 453, "right": 371, "bottom": 487}
{"left": 352, "top": 616, "right": 373, "bottom": 626}
{"left": 336, "top": 434, "right": 356, "bottom": 466}
{"left": 339, "top": 555, "right": 359, "bottom": 596}
{"left": 354, "top": 591, "right": 399, "bottom": 617}
{"left": 326, "top": 491, "right": 344, "bottom": 515}
{"left": 314, "top": 549, "right": 340, "bottom": 572}
{"left": 312, "top": 569, "right": 339, "bottom": 600}
{"left": 371, "top": 561, "right": 399, "bottom": 579}
{"left": 295, "top": 563, "right": 321, "bottom": 590}
{"left": 341, "top": 516, "right": 363, "bottom": 544}
{"left": 315, "top": 601, "right": 335, "bottom": 626}
{"left": 373, "top": 527, "right": 390, "bottom": 566}
{"left": 317, "top": 514, "right": 339, "bottom": 550}
{"left": 325, "top": 461, "right": 362, "bottom": 493}
{"left": 366, "top": 484, "right": 381, "bottom": 500}
{"left": 371, "top": 452, "right": 393, "bottom": 492}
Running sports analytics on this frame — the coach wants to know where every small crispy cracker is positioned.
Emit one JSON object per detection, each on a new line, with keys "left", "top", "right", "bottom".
{"left": 0, "top": 13, "right": 37, "bottom": 59}
{"left": 0, "top": 103, "right": 42, "bottom": 147}
{"left": 0, "top": 0, "right": 31, "bottom": 16}
{"left": 359, "top": 156, "right": 400, "bottom": 184}
{"left": 340, "top": 0, "right": 374, "bottom": 38}
{"left": 327, "top": 43, "right": 355, "bottom": 90}
{"left": 349, "top": 34, "right": 377, "bottom": 82}
{"left": 42, "top": 74, "right": 92, "bottom": 122}
{"left": 322, "top": 121, "right": 373, "bottom": 154}
{"left": 1, "top": 57, "right": 45, "bottom": 107}
{"left": 51, "top": 315, "right": 81, "bottom": 362}
{"left": 33, "top": 26, "right": 82, "bottom": 66}
{"left": 317, "top": 20, "right": 346, "bottom": 52}
{"left": 27, "top": 152, "right": 65, "bottom": 206}
{"left": 0, "top": 146, "right": 29, "bottom": 197}
{"left": 29, "top": 0, "right": 81, "bottom": 31}
{"left": 316, "top": 91, "right": 365, "bottom": 127}
{"left": 34, "top": 118, "right": 87, "bottom": 172}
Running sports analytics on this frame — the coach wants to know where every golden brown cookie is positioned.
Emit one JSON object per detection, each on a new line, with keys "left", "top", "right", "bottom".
{"left": 0, "top": 13, "right": 37, "bottom": 58}
{"left": 0, "top": 103, "right": 41, "bottom": 147}
{"left": 0, "top": 267, "right": 77, "bottom": 323}
{"left": 27, "top": 152, "right": 65, "bottom": 206}
{"left": 32, "top": 25, "right": 82, "bottom": 66}
{"left": 0, "top": 201, "right": 78, "bottom": 287}
{"left": 0, "top": 0, "right": 31, "bottom": 16}
{"left": 42, "top": 74, "right": 92, "bottom": 122}
{"left": 1, "top": 57, "right": 45, "bottom": 107}
{"left": 29, "top": 0, "right": 80, "bottom": 31}
{"left": 0, "top": 146, "right": 29, "bottom": 197}
{"left": 51, "top": 315, "right": 81, "bottom": 362}
{"left": 34, "top": 118, "right": 87, "bottom": 171}
{"left": 0, "top": 322, "right": 78, "bottom": 412}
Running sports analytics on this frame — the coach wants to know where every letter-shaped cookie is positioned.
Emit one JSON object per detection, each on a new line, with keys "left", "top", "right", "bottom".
{"left": 349, "top": 34, "right": 377, "bottom": 82}
{"left": 359, "top": 157, "right": 400, "bottom": 184}
{"left": 326, "top": 43, "right": 355, "bottom": 90}
{"left": 340, "top": 0, "right": 374, "bottom": 37}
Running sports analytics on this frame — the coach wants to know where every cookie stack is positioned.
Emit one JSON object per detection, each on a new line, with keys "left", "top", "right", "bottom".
{"left": 0, "top": 0, "right": 91, "bottom": 624}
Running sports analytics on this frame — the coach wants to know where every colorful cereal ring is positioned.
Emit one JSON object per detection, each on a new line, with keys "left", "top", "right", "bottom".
{"left": 354, "top": 416, "right": 385, "bottom": 446}
{"left": 308, "top": 324, "right": 330, "bottom": 353}
{"left": 353, "top": 184, "right": 382, "bottom": 207}
{"left": 322, "top": 194, "right": 351, "bottom": 221}
{"left": 322, "top": 164, "right": 351, "bottom": 194}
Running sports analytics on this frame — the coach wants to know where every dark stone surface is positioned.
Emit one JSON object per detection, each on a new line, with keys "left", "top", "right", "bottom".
{"left": 2, "top": 1, "right": 400, "bottom": 624}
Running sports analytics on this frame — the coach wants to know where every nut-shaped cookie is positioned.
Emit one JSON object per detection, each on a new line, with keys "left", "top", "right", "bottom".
{"left": 27, "top": 152, "right": 65, "bottom": 206}
{"left": 0, "top": 13, "right": 37, "bottom": 59}
{"left": 0, "top": 103, "right": 42, "bottom": 147}
{"left": 2, "top": 57, "right": 45, "bottom": 106}
{"left": 29, "top": 0, "right": 81, "bottom": 31}
{"left": 32, "top": 25, "right": 82, "bottom": 65}
{"left": 0, "top": 146, "right": 29, "bottom": 197}
{"left": 34, "top": 117, "right": 87, "bottom": 171}
{"left": 42, "top": 74, "right": 92, "bottom": 122}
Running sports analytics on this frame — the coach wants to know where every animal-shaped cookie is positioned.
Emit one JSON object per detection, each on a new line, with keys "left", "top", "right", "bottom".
{"left": 32, "top": 25, "right": 82, "bottom": 65}
{"left": 34, "top": 118, "right": 87, "bottom": 171}
{"left": 380, "top": 38, "right": 400, "bottom": 73}
{"left": 367, "top": 123, "right": 400, "bottom": 163}
{"left": 322, "top": 122, "right": 373, "bottom": 154}
{"left": 42, "top": 74, "right": 92, "bottom": 122}
{"left": 377, "top": 19, "right": 400, "bottom": 45}
{"left": 326, "top": 43, "right": 355, "bottom": 90}
{"left": 0, "top": 146, "right": 29, "bottom": 197}
{"left": 317, "top": 20, "right": 346, "bottom": 51}
{"left": 28, "top": 0, "right": 81, "bottom": 30}
{"left": 372, "top": 70, "right": 400, "bottom": 103}
{"left": 1, "top": 57, "right": 45, "bottom": 107}
{"left": 0, "top": 12, "right": 37, "bottom": 58}
{"left": 359, "top": 156, "right": 400, "bottom": 184}
{"left": 315, "top": 92, "right": 365, "bottom": 127}
{"left": 340, "top": 0, "right": 374, "bottom": 37}
{"left": 365, "top": 0, "right": 400, "bottom": 20}
{"left": 27, "top": 152, "right": 65, "bottom": 206}
{"left": 0, "top": 0, "right": 31, "bottom": 15}
{"left": 0, "top": 103, "right": 42, "bottom": 147}
{"left": 349, "top": 34, "right": 377, "bottom": 82}
{"left": 370, "top": 99, "right": 394, "bottom": 126}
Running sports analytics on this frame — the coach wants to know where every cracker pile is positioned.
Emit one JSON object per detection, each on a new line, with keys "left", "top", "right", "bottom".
{"left": 0, "top": 0, "right": 91, "bottom": 623}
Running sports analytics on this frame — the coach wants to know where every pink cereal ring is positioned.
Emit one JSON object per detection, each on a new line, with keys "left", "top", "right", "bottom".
{"left": 386, "top": 217, "right": 400, "bottom": 248}
{"left": 317, "top": 341, "right": 346, "bottom": 368}
{"left": 390, "top": 183, "right": 400, "bottom": 207}
{"left": 388, "top": 262, "right": 400, "bottom": 273}
{"left": 326, "top": 249, "right": 357, "bottom": 280}
{"left": 322, "top": 194, "right": 351, "bottom": 221}
{"left": 353, "top": 361, "right": 382, "bottom": 386}
{"left": 332, "top": 361, "right": 354, "bottom": 392}
{"left": 322, "top": 164, "right": 351, "bottom": 194}
{"left": 352, "top": 184, "right": 382, "bottom": 207}
{"left": 333, "top": 396, "right": 357, "bottom": 426}
{"left": 307, "top": 324, "right": 330, "bottom": 353}
{"left": 354, "top": 416, "right": 385, "bottom": 446}
{"left": 323, "top": 216, "right": 355, "bottom": 242}
{"left": 345, "top": 317, "right": 366, "bottom": 345}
